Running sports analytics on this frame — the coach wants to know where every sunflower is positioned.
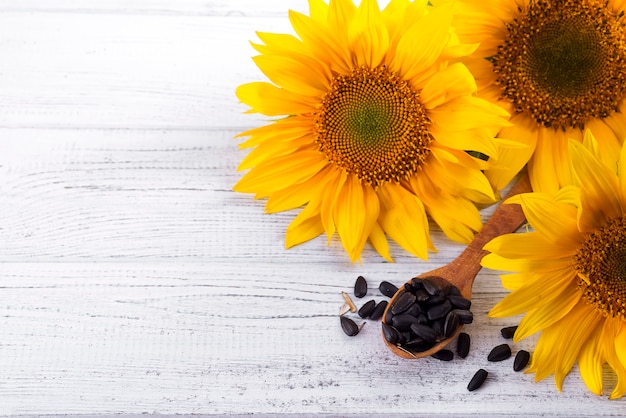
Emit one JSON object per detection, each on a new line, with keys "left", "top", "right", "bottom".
{"left": 482, "top": 131, "right": 626, "bottom": 398}
{"left": 434, "top": 0, "right": 626, "bottom": 193}
{"left": 234, "top": 0, "right": 513, "bottom": 262}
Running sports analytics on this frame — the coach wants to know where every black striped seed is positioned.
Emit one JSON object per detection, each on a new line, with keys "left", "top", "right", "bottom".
{"left": 422, "top": 277, "right": 444, "bottom": 296}
{"left": 358, "top": 299, "right": 376, "bottom": 318}
{"left": 457, "top": 332, "right": 470, "bottom": 359}
{"left": 392, "top": 314, "right": 419, "bottom": 331}
{"left": 379, "top": 281, "right": 399, "bottom": 298}
{"left": 427, "top": 300, "right": 452, "bottom": 321}
{"left": 467, "top": 369, "right": 488, "bottom": 391}
{"left": 410, "top": 323, "right": 437, "bottom": 343}
{"left": 488, "top": 344, "right": 512, "bottom": 362}
{"left": 514, "top": 350, "right": 530, "bottom": 371}
{"left": 340, "top": 316, "right": 360, "bottom": 336}
{"left": 449, "top": 294, "right": 471, "bottom": 310}
{"left": 382, "top": 322, "right": 401, "bottom": 345}
{"left": 392, "top": 292, "right": 417, "bottom": 315}
{"left": 354, "top": 275, "right": 368, "bottom": 298}
{"left": 501, "top": 325, "right": 518, "bottom": 339}
{"left": 431, "top": 349, "right": 454, "bottom": 361}
{"left": 443, "top": 311, "right": 460, "bottom": 339}
{"left": 369, "top": 300, "right": 388, "bottom": 321}
{"left": 452, "top": 309, "right": 474, "bottom": 324}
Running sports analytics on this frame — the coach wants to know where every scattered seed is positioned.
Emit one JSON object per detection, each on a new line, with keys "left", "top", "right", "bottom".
{"left": 369, "top": 300, "right": 388, "bottom": 321}
{"left": 457, "top": 332, "right": 470, "bottom": 359}
{"left": 379, "top": 281, "right": 399, "bottom": 298}
{"left": 358, "top": 299, "right": 376, "bottom": 318}
{"left": 392, "top": 292, "right": 417, "bottom": 315}
{"left": 340, "top": 316, "right": 360, "bottom": 336}
{"left": 354, "top": 276, "right": 368, "bottom": 298}
{"left": 467, "top": 369, "right": 488, "bottom": 391}
{"left": 514, "top": 350, "right": 530, "bottom": 371}
{"left": 431, "top": 349, "right": 454, "bottom": 361}
{"left": 341, "top": 291, "right": 357, "bottom": 313}
{"left": 339, "top": 303, "right": 350, "bottom": 316}
{"left": 488, "top": 343, "right": 512, "bottom": 362}
{"left": 501, "top": 325, "right": 518, "bottom": 339}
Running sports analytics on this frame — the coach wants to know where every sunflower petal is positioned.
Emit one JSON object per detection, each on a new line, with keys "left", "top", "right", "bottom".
{"left": 236, "top": 82, "right": 317, "bottom": 116}
{"left": 369, "top": 221, "right": 393, "bottom": 262}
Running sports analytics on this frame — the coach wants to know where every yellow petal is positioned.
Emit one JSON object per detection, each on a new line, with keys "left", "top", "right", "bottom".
{"left": 608, "top": 322, "right": 626, "bottom": 399}
{"left": 369, "top": 221, "right": 393, "bottom": 262}
{"left": 619, "top": 137, "right": 626, "bottom": 208}
{"left": 420, "top": 62, "right": 477, "bottom": 109}
{"left": 265, "top": 165, "right": 336, "bottom": 213}
{"left": 252, "top": 53, "right": 330, "bottom": 97}
{"left": 488, "top": 268, "right": 577, "bottom": 318}
{"left": 348, "top": 0, "right": 389, "bottom": 68}
{"left": 514, "top": 285, "right": 581, "bottom": 341}
{"left": 569, "top": 139, "right": 622, "bottom": 229}
{"left": 483, "top": 231, "right": 576, "bottom": 260}
{"left": 333, "top": 175, "right": 380, "bottom": 262}
{"left": 321, "top": 169, "right": 348, "bottom": 243}
{"left": 578, "top": 325, "right": 604, "bottom": 396}
{"left": 511, "top": 193, "right": 580, "bottom": 247}
{"left": 378, "top": 183, "right": 434, "bottom": 260}
{"left": 554, "top": 304, "right": 602, "bottom": 391}
{"left": 286, "top": 203, "right": 325, "bottom": 248}
{"left": 252, "top": 32, "right": 303, "bottom": 56}
{"left": 233, "top": 150, "right": 328, "bottom": 195}
{"left": 238, "top": 135, "right": 315, "bottom": 171}
{"left": 428, "top": 95, "right": 511, "bottom": 133}
{"left": 236, "top": 82, "right": 317, "bottom": 116}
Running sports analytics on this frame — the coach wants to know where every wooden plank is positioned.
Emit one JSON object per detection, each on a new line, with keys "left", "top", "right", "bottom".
{"left": 0, "top": 0, "right": 311, "bottom": 16}
{"left": 1, "top": 260, "right": 617, "bottom": 416}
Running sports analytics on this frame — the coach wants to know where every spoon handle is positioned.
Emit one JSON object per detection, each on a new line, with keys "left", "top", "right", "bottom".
{"left": 447, "top": 172, "right": 531, "bottom": 292}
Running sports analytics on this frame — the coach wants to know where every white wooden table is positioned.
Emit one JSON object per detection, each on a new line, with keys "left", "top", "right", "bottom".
{"left": 1, "top": 1, "right": 624, "bottom": 416}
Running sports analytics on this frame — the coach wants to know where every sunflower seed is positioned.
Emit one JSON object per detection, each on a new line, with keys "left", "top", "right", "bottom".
{"left": 410, "top": 323, "right": 437, "bottom": 343}
{"left": 354, "top": 276, "right": 368, "bottom": 298}
{"left": 403, "top": 302, "right": 421, "bottom": 317}
{"left": 392, "top": 292, "right": 417, "bottom": 315}
{"left": 422, "top": 277, "right": 443, "bottom": 296}
{"left": 341, "top": 291, "right": 357, "bottom": 313}
{"left": 488, "top": 343, "right": 512, "bottom": 362}
{"left": 467, "top": 369, "right": 488, "bottom": 391}
{"left": 501, "top": 325, "right": 518, "bottom": 339}
{"left": 457, "top": 332, "right": 470, "bottom": 359}
{"left": 392, "top": 314, "right": 419, "bottom": 331}
{"left": 431, "top": 349, "right": 453, "bottom": 361}
{"left": 369, "top": 300, "right": 388, "bottom": 321}
{"left": 379, "top": 281, "right": 399, "bottom": 298}
{"left": 452, "top": 309, "right": 474, "bottom": 324}
{"left": 410, "top": 278, "right": 424, "bottom": 292}
{"left": 415, "top": 289, "right": 430, "bottom": 303}
{"left": 382, "top": 322, "right": 401, "bottom": 345}
{"left": 449, "top": 294, "right": 472, "bottom": 310}
{"left": 340, "top": 316, "right": 360, "bottom": 336}
{"left": 448, "top": 285, "right": 461, "bottom": 296}
{"left": 443, "top": 311, "right": 460, "bottom": 338}
{"left": 339, "top": 303, "right": 350, "bottom": 316}
{"left": 427, "top": 300, "right": 452, "bottom": 321}
{"left": 358, "top": 299, "right": 376, "bottom": 318}
{"left": 514, "top": 350, "right": 530, "bottom": 371}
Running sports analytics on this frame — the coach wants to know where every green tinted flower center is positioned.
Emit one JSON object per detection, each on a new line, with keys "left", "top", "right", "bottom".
{"left": 315, "top": 66, "right": 432, "bottom": 187}
{"left": 492, "top": 0, "right": 626, "bottom": 130}
{"left": 574, "top": 216, "right": 626, "bottom": 319}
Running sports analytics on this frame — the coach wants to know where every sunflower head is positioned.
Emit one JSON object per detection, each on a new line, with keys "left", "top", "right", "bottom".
{"left": 483, "top": 130, "right": 626, "bottom": 398}
{"left": 234, "top": 0, "right": 513, "bottom": 262}
{"left": 439, "top": 0, "right": 626, "bottom": 193}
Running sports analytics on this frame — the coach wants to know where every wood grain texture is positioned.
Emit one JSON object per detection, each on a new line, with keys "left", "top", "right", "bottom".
{"left": 1, "top": 1, "right": 624, "bottom": 416}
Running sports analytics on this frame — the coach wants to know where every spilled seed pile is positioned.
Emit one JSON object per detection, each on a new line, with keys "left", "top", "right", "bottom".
{"left": 339, "top": 275, "right": 532, "bottom": 392}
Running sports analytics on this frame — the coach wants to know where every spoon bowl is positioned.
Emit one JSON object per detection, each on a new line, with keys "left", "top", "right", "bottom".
{"left": 382, "top": 173, "right": 532, "bottom": 359}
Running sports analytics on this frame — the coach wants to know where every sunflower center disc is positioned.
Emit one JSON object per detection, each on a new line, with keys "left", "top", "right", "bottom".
{"left": 315, "top": 65, "right": 432, "bottom": 187}
{"left": 492, "top": 0, "right": 626, "bottom": 130}
{"left": 575, "top": 216, "right": 626, "bottom": 319}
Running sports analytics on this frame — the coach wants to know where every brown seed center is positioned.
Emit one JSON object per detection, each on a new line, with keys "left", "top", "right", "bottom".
{"left": 492, "top": 0, "right": 626, "bottom": 130}
{"left": 574, "top": 215, "right": 626, "bottom": 320}
{"left": 314, "top": 65, "right": 432, "bottom": 187}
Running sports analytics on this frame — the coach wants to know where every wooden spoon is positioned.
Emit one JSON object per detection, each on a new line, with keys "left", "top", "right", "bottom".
{"left": 382, "top": 172, "right": 532, "bottom": 359}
